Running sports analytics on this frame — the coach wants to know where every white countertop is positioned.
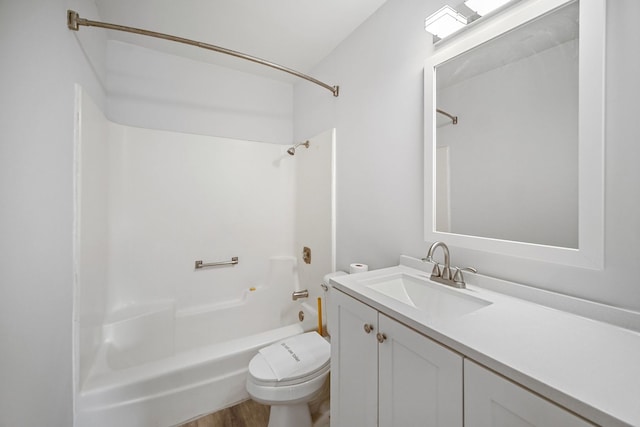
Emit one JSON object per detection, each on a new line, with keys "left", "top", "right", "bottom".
{"left": 330, "top": 258, "right": 640, "bottom": 426}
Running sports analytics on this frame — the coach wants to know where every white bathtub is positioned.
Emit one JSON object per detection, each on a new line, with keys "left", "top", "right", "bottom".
{"left": 75, "top": 289, "right": 318, "bottom": 427}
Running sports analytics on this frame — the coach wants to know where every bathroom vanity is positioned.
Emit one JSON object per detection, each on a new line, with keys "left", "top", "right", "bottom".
{"left": 329, "top": 257, "right": 640, "bottom": 426}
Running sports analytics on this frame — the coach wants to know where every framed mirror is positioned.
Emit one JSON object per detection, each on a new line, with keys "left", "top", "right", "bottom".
{"left": 424, "top": 0, "right": 605, "bottom": 269}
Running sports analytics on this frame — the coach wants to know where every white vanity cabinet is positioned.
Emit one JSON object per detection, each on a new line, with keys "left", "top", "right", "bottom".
{"left": 329, "top": 258, "right": 640, "bottom": 426}
{"left": 330, "top": 289, "right": 463, "bottom": 427}
{"left": 464, "top": 360, "right": 593, "bottom": 427}
{"left": 330, "top": 288, "right": 378, "bottom": 426}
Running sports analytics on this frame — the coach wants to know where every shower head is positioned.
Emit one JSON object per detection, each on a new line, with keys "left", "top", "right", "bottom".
{"left": 287, "top": 140, "right": 310, "bottom": 156}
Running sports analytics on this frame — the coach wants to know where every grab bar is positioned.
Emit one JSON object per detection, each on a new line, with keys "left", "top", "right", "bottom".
{"left": 194, "top": 257, "right": 239, "bottom": 269}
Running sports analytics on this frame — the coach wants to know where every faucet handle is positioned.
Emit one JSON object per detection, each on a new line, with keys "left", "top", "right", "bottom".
{"left": 453, "top": 267, "right": 477, "bottom": 287}
{"left": 430, "top": 262, "right": 441, "bottom": 277}
{"left": 423, "top": 255, "right": 442, "bottom": 277}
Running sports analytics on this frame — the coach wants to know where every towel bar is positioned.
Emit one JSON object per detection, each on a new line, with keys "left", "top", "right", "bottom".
{"left": 195, "top": 257, "right": 239, "bottom": 269}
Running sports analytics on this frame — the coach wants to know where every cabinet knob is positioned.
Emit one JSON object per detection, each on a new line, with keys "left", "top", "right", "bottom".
{"left": 363, "top": 323, "right": 374, "bottom": 334}
{"left": 376, "top": 332, "right": 387, "bottom": 343}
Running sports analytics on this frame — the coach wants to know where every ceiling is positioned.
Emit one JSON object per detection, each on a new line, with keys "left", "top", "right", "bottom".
{"left": 94, "top": 0, "right": 388, "bottom": 82}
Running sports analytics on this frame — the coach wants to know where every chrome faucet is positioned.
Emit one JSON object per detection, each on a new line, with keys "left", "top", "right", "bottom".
{"left": 422, "top": 241, "right": 476, "bottom": 289}
{"left": 424, "top": 241, "right": 452, "bottom": 281}
{"left": 291, "top": 289, "right": 309, "bottom": 301}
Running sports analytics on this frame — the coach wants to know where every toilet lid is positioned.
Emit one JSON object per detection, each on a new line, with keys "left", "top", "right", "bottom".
{"left": 249, "top": 332, "right": 330, "bottom": 384}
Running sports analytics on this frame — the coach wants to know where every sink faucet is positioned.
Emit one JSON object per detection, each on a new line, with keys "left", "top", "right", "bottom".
{"left": 423, "top": 241, "right": 476, "bottom": 289}
{"left": 424, "top": 241, "right": 452, "bottom": 282}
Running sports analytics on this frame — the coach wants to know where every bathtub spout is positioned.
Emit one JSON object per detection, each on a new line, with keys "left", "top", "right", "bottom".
{"left": 292, "top": 289, "right": 309, "bottom": 301}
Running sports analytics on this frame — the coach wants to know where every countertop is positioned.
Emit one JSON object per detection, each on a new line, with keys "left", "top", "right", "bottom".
{"left": 330, "top": 257, "right": 640, "bottom": 427}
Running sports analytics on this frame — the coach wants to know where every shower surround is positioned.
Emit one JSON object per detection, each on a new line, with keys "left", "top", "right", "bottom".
{"left": 73, "top": 87, "right": 333, "bottom": 426}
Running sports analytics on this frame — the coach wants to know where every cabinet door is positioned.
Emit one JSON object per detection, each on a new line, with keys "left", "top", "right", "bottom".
{"left": 330, "top": 290, "right": 379, "bottom": 427}
{"left": 378, "top": 314, "right": 463, "bottom": 427}
{"left": 464, "top": 360, "right": 593, "bottom": 427}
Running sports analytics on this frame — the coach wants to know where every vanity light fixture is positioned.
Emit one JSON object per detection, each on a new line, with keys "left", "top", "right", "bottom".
{"left": 424, "top": 5, "right": 468, "bottom": 40}
{"left": 464, "top": 0, "right": 513, "bottom": 16}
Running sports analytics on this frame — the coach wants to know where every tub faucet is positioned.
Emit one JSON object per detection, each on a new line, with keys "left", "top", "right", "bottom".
{"left": 292, "top": 289, "right": 309, "bottom": 301}
{"left": 422, "top": 241, "right": 475, "bottom": 289}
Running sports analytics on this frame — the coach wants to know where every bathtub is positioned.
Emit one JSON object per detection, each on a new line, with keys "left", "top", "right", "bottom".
{"left": 75, "top": 288, "right": 318, "bottom": 427}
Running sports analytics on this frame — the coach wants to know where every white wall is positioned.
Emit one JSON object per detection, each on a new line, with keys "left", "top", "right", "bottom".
{"left": 107, "top": 40, "right": 294, "bottom": 144}
{"left": 293, "top": 129, "right": 336, "bottom": 319}
{"left": 0, "top": 0, "right": 107, "bottom": 426}
{"left": 294, "top": 0, "right": 435, "bottom": 271}
{"left": 294, "top": 0, "right": 640, "bottom": 315}
{"left": 75, "top": 87, "right": 110, "bottom": 389}
{"left": 105, "top": 125, "right": 295, "bottom": 312}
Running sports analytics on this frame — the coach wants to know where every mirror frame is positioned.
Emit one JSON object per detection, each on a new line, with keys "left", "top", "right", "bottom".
{"left": 424, "top": 0, "right": 605, "bottom": 269}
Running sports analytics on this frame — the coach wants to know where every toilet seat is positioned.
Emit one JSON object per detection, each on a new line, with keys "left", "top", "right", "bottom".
{"left": 248, "top": 332, "right": 330, "bottom": 387}
{"left": 248, "top": 353, "right": 330, "bottom": 387}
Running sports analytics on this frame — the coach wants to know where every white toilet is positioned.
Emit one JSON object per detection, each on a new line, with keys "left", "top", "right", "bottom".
{"left": 246, "top": 331, "right": 330, "bottom": 427}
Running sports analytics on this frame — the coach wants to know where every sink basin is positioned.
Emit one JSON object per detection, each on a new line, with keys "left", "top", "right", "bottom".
{"left": 361, "top": 273, "right": 491, "bottom": 319}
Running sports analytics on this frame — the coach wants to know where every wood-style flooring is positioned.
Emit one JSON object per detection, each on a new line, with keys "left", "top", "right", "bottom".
{"left": 179, "top": 378, "right": 330, "bottom": 427}
{"left": 179, "top": 399, "right": 270, "bottom": 427}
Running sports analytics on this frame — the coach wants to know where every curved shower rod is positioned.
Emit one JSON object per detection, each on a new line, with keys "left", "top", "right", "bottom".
{"left": 436, "top": 108, "right": 458, "bottom": 125}
{"left": 66, "top": 10, "right": 340, "bottom": 97}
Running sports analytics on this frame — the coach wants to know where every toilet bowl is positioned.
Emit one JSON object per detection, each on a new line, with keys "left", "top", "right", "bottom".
{"left": 246, "top": 331, "right": 330, "bottom": 427}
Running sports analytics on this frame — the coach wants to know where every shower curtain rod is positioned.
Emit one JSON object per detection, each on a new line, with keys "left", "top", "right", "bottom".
{"left": 436, "top": 108, "right": 458, "bottom": 125}
{"left": 67, "top": 10, "right": 340, "bottom": 97}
